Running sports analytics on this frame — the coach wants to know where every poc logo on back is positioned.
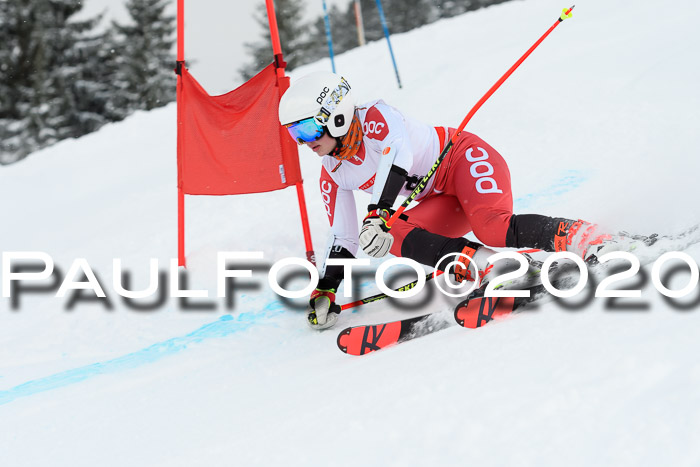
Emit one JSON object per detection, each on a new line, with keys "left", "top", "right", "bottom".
{"left": 465, "top": 147, "right": 503, "bottom": 194}
{"left": 316, "top": 87, "right": 330, "bottom": 104}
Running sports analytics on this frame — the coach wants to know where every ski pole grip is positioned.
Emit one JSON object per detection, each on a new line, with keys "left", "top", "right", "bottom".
{"left": 385, "top": 206, "right": 405, "bottom": 229}
{"left": 560, "top": 5, "right": 574, "bottom": 21}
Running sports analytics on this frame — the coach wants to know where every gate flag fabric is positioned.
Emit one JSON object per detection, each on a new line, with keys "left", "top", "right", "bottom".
{"left": 176, "top": 0, "right": 315, "bottom": 267}
{"left": 178, "top": 64, "right": 301, "bottom": 195}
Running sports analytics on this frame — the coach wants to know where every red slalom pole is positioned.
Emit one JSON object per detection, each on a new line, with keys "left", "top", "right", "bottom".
{"left": 386, "top": 6, "right": 575, "bottom": 228}
{"left": 266, "top": 0, "right": 317, "bottom": 265}
{"left": 176, "top": 0, "right": 186, "bottom": 267}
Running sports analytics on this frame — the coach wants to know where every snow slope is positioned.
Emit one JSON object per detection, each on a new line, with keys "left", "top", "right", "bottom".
{"left": 2, "top": 0, "right": 700, "bottom": 465}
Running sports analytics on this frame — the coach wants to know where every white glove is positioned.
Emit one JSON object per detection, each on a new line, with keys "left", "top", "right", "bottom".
{"left": 359, "top": 208, "right": 394, "bottom": 258}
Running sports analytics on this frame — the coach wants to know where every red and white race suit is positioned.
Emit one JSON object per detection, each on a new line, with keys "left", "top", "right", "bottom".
{"left": 320, "top": 100, "right": 514, "bottom": 259}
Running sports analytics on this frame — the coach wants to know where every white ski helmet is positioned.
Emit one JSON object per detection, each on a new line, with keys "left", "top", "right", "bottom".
{"left": 279, "top": 71, "right": 356, "bottom": 140}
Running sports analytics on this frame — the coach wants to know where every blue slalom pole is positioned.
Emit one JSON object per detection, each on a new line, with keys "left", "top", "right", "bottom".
{"left": 322, "top": 0, "right": 336, "bottom": 73}
{"left": 374, "top": 0, "right": 402, "bottom": 88}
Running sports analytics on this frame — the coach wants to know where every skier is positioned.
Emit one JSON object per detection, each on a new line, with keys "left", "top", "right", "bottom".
{"left": 279, "top": 71, "right": 629, "bottom": 329}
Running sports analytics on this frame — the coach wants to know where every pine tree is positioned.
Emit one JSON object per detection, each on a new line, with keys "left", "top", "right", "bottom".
{"left": 0, "top": 0, "right": 114, "bottom": 164}
{"left": 313, "top": 0, "right": 517, "bottom": 61}
{"left": 380, "top": 0, "right": 435, "bottom": 34}
{"left": 0, "top": 0, "right": 30, "bottom": 163}
{"left": 305, "top": 0, "right": 385, "bottom": 65}
{"left": 85, "top": 28, "right": 132, "bottom": 124}
{"left": 58, "top": 11, "right": 123, "bottom": 137}
{"left": 431, "top": 0, "right": 472, "bottom": 19}
{"left": 111, "top": 0, "right": 176, "bottom": 111}
{"left": 307, "top": 3, "right": 355, "bottom": 61}
{"left": 239, "top": 0, "right": 312, "bottom": 81}
{"left": 354, "top": 0, "right": 388, "bottom": 43}
{"left": 431, "top": 0, "right": 511, "bottom": 19}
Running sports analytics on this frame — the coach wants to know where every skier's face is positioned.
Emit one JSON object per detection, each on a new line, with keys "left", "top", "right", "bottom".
{"left": 305, "top": 131, "right": 336, "bottom": 157}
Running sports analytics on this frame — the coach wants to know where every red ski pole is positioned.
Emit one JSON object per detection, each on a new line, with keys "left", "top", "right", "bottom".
{"left": 386, "top": 6, "right": 575, "bottom": 229}
{"left": 340, "top": 270, "right": 444, "bottom": 311}
{"left": 340, "top": 248, "right": 542, "bottom": 311}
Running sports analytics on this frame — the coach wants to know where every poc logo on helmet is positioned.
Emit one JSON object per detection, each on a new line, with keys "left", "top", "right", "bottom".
{"left": 465, "top": 147, "right": 503, "bottom": 194}
{"left": 316, "top": 87, "right": 330, "bottom": 105}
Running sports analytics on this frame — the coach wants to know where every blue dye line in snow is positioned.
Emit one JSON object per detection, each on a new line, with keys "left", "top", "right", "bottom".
{"left": 0, "top": 303, "right": 285, "bottom": 407}
{"left": 0, "top": 171, "right": 586, "bottom": 407}
{"left": 514, "top": 170, "right": 587, "bottom": 210}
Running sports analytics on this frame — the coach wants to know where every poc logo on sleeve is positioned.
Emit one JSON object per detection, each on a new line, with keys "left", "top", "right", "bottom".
{"left": 363, "top": 107, "right": 389, "bottom": 140}
{"left": 363, "top": 121, "right": 385, "bottom": 135}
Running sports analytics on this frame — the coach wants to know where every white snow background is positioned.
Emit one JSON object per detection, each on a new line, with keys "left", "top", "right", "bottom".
{"left": 2, "top": 0, "right": 700, "bottom": 465}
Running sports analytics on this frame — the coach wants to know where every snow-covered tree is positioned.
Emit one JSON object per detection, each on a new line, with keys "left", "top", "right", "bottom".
{"left": 0, "top": 0, "right": 114, "bottom": 164}
{"left": 0, "top": 0, "right": 30, "bottom": 163}
{"left": 344, "top": 0, "right": 384, "bottom": 43}
{"left": 111, "top": 0, "right": 176, "bottom": 111}
{"left": 380, "top": 0, "right": 436, "bottom": 34}
{"left": 307, "top": 4, "right": 352, "bottom": 60}
{"left": 239, "top": 0, "right": 313, "bottom": 81}
{"left": 431, "top": 0, "right": 512, "bottom": 19}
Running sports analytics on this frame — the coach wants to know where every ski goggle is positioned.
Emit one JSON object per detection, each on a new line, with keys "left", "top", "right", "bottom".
{"left": 285, "top": 117, "right": 325, "bottom": 144}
